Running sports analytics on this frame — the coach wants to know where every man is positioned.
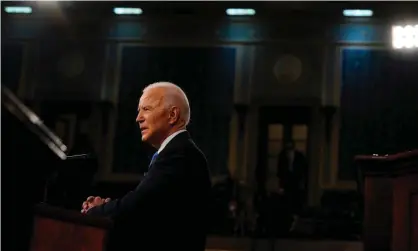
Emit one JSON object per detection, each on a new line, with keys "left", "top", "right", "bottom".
{"left": 277, "top": 140, "right": 308, "bottom": 232}
{"left": 81, "top": 82, "right": 212, "bottom": 251}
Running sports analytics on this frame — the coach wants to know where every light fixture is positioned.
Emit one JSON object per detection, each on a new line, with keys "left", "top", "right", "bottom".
{"left": 392, "top": 24, "right": 418, "bottom": 49}
{"left": 226, "top": 8, "right": 256, "bottom": 16}
{"left": 343, "top": 9, "right": 373, "bottom": 17}
{"left": 4, "top": 6, "right": 32, "bottom": 14}
{"left": 113, "top": 7, "right": 142, "bottom": 15}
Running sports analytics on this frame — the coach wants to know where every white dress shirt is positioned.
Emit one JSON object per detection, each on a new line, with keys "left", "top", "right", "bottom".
{"left": 157, "top": 129, "right": 187, "bottom": 154}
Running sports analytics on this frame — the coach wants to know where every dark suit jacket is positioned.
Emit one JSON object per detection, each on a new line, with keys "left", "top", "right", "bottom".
{"left": 87, "top": 131, "right": 212, "bottom": 251}
{"left": 277, "top": 150, "right": 307, "bottom": 192}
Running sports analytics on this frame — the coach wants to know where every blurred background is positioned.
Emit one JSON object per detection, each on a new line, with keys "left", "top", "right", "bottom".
{"left": 2, "top": 1, "right": 418, "bottom": 251}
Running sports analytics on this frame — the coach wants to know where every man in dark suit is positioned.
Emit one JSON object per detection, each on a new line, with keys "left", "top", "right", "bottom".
{"left": 277, "top": 140, "right": 308, "bottom": 231}
{"left": 81, "top": 82, "right": 212, "bottom": 251}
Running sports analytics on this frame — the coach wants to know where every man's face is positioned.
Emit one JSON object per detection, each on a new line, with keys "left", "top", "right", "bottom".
{"left": 136, "top": 88, "right": 171, "bottom": 147}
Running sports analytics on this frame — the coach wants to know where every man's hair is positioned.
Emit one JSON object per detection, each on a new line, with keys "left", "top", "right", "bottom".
{"left": 143, "top": 82, "right": 191, "bottom": 126}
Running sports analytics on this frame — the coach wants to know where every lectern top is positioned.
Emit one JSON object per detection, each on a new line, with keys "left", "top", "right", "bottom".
{"left": 355, "top": 149, "right": 418, "bottom": 177}
{"left": 355, "top": 149, "right": 418, "bottom": 162}
{"left": 34, "top": 203, "right": 113, "bottom": 229}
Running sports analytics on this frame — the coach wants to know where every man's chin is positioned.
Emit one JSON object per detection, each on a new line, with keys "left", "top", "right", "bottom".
{"left": 141, "top": 135, "right": 148, "bottom": 142}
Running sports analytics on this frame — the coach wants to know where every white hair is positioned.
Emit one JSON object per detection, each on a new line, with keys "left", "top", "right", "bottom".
{"left": 143, "top": 82, "right": 191, "bottom": 126}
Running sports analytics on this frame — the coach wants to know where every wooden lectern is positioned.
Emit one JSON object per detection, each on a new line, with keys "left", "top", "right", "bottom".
{"left": 355, "top": 150, "right": 418, "bottom": 251}
{"left": 31, "top": 204, "right": 113, "bottom": 251}
{"left": 2, "top": 86, "right": 112, "bottom": 250}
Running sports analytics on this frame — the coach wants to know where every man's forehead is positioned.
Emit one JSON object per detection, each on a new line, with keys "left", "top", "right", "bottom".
{"left": 138, "top": 90, "right": 163, "bottom": 106}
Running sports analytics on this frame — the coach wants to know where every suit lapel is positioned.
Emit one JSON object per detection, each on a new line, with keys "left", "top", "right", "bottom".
{"left": 145, "top": 131, "right": 191, "bottom": 174}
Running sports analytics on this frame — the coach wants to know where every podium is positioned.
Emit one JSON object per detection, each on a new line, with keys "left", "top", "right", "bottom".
{"left": 2, "top": 85, "right": 104, "bottom": 250}
{"left": 31, "top": 204, "right": 112, "bottom": 251}
{"left": 355, "top": 150, "right": 418, "bottom": 251}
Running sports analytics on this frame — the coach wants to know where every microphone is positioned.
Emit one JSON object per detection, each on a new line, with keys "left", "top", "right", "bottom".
{"left": 66, "top": 153, "right": 92, "bottom": 160}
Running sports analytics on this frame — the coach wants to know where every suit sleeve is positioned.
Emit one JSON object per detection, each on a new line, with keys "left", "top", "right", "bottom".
{"left": 87, "top": 153, "right": 184, "bottom": 218}
{"left": 299, "top": 153, "right": 308, "bottom": 183}
{"left": 277, "top": 153, "right": 285, "bottom": 179}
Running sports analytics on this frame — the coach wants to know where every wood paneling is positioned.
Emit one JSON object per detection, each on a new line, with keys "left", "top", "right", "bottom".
{"left": 356, "top": 150, "right": 418, "bottom": 251}
{"left": 31, "top": 204, "right": 112, "bottom": 251}
{"left": 392, "top": 174, "right": 418, "bottom": 251}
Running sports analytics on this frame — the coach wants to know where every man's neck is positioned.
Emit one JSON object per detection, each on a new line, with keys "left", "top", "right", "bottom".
{"left": 156, "top": 129, "right": 187, "bottom": 153}
{"left": 167, "top": 126, "right": 186, "bottom": 139}
{"left": 152, "top": 126, "right": 185, "bottom": 148}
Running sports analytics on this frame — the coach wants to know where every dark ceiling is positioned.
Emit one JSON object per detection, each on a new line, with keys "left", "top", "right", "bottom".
{"left": 3, "top": 1, "right": 418, "bottom": 21}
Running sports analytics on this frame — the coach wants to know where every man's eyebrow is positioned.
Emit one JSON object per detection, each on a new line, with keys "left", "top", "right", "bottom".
{"left": 138, "top": 105, "right": 153, "bottom": 110}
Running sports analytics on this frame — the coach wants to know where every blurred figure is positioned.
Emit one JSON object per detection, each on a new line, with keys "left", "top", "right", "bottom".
{"left": 277, "top": 140, "right": 308, "bottom": 231}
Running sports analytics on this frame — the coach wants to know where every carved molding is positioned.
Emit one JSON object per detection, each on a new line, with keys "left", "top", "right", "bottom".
{"left": 273, "top": 54, "right": 302, "bottom": 84}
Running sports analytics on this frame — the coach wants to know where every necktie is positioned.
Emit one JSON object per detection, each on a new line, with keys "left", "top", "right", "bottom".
{"left": 149, "top": 152, "right": 158, "bottom": 170}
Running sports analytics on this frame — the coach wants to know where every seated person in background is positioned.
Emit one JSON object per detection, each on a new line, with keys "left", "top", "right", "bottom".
{"left": 277, "top": 140, "right": 308, "bottom": 231}
{"left": 81, "top": 82, "right": 212, "bottom": 251}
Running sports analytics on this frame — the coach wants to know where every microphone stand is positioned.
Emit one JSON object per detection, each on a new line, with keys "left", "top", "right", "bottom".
{"left": 42, "top": 153, "right": 92, "bottom": 204}
{"left": 43, "top": 170, "right": 58, "bottom": 203}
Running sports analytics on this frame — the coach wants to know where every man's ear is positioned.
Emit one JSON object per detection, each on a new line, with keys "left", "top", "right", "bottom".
{"left": 168, "top": 107, "right": 180, "bottom": 125}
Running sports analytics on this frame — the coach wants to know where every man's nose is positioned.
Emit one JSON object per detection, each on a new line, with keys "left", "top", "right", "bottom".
{"left": 136, "top": 113, "right": 144, "bottom": 123}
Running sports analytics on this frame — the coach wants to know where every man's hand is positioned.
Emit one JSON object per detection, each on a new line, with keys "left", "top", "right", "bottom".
{"left": 81, "top": 196, "right": 111, "bottom": 214}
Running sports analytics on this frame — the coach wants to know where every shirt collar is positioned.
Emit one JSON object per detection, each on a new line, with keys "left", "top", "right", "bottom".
{"left": 157, "top": 129, "right": 187, "bottom": 154}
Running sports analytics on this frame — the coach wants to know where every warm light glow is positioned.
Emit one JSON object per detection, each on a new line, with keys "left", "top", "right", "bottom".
{"left": 392, "top": 24, "right": 418, "bottom": 50}
{"left": 226, "top": 8, "right": 256, "bottom": 16}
